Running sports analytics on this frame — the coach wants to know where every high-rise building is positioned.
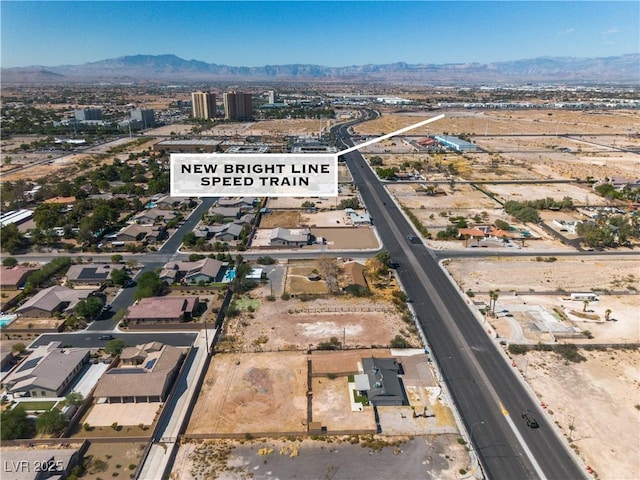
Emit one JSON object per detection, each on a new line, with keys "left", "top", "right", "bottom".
{"left": 223, "top": 91, "right": 253, "bottom": 121}
{"left": 267, "top": 90, "right": 276, "bottom": 104}
{"left": 74, "top": 108, "right": 103, "bottom": 121}
{"left": 191, "top": 91, "right": 217, "bottom": 120}
{"left": 130, "top": 109, "right": 155, "bottom": 129}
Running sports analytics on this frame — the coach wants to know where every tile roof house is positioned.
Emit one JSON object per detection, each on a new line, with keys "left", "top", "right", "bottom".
{"left": 66, "top": 263, "right": 119, "bottom": 286}
{"left": 359, "top": 357, "right": 406, "bottom": 407}
{"left": 0, "top": 266, "right": 37, "bottom": 289}
{"left": 269, "top": 227, "right": 311, "bottom": 247}
{"left": 16, "top": 286, "right": 94, "bottom": 318}
{"left": 217, "top": 197, "right": 256, "bottom": 209}
{"left": 134, "top": 208, "right": 176, "bottom": 225}
{"left": 127, "top": 296, "right": 199, "bottom": 323}
{"left": 214, "top": 223, "right": 244, "bottom": 242}
{"left": 209, "top": 206, "right": 241, "bottom": 220}
{"left": 93, "top": 343, "right": 184, "bottom": 403}
{"left": 1, "top": 341, "right": 90, "bottom": 398}
{"left": 162, "top": 258, "right": 223, "bottom": 284}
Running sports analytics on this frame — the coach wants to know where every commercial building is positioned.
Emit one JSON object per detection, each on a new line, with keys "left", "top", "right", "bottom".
{"left": 434, "top": 135, "right": 479, "bottom": 153}
{"left": 129, "top": 108, "right": 155, "bottom": 129}
{"left": 224, "top": 91, "right": 253, "bottom": 121}
{"left": 191, "top": 91, "right": 217, "bottom": 120}
{"left": 74, "top": 107, "right": 103, "bottom": 121}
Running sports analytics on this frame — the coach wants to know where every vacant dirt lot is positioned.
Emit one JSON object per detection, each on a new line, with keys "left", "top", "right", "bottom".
{"left": 311, "top": 227, "right": 379, "bottom": 250}
{"left": 171, "top": 434, "right": 470, "bottom": 480}
{"left": 220, "top": 293, "right": 418, "bottom": 353}
{"left": 187, "top": 351, "right": 308, "bottom": 435}
{"left": 441, "top": 253, "right": 639, "bottom": 479}
{"left": 444, "top": 256, "right": 640, "bottom": 295}
{"left": 510, "top": 349, "right": 640, "bottom": 480}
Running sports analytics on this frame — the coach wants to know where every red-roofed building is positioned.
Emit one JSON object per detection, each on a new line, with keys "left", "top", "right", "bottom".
{"left": 0, "top": 266, "right": 37, "bottom": 289}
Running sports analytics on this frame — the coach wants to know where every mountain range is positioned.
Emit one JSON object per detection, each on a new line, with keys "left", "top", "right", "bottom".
{"left": 2, "top": 54, "right": 638, "bottom": 85}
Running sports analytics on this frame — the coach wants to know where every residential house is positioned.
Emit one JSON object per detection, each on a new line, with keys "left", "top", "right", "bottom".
{"left": 194, "top": 225, "right": 225, "bottom": 240}
{"left": 0, "top": 266, "right": 37, "bottom": 289}
{"left": 16, "top": 286, "right": 94, "bottom": 318}
{"left": 113, "top": 224, "right": 165, "bottom": 243}
{"left": 134, "top": 208, "right": 175, "bottom": 225}
{"left": 93, "top": 343, "right": 184, "bottom": 403}
{"left": 127, "top": 296, "right": 200, "bottom": 323}
{"left": 344, "top": 208, "right": 372, "bottom": 226}
{"left": 215, "top": 223, "right": 244, "bottom": 242}
{"left": 217, "top": 197, "right": 256, "bottom": 209}
{"left": 342, "top": 261, "right": 368, "bottom": 289}
{"left": 1, "top": 341, "right": 90, "bottom": 397}
{"left": 357, "top": 357, "right": 406, "bottom": 407}
{"left": 269, "top": 227, "right": 311, "bottom": 247}
{"left": 66, "top": 263, "right": 119, "bottom": 286}
{"left": 155, "top": 195, "right": 191, "bottom": 210}
{"left": 162, "top": 258, "right": 223, "bottom": 284}
{"left": 209, "top": 206, "right": 241, "bottom": 220}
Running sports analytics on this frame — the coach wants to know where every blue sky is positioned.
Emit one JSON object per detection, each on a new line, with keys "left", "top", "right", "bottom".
{"left": 1, "top": 1, "right": 638, "bottom": 68}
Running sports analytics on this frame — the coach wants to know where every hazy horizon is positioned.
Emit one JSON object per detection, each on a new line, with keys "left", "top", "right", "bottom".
{"left": 1, "top": 1, "right": 638, "bottom": 69}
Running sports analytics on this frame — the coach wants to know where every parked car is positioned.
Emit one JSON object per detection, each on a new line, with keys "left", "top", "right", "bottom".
{"left": 98, "top": 335, "right": 114, "bottom": 341}
{"left": 522, "top": 410, "right": 539, "bottom": 428}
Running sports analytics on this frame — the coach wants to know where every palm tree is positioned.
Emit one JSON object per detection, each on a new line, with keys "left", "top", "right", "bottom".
{"left": 605, "top": 309, "right": 612, "bottom": 321}
{"left": 583, "top": 300, "right": 589, "bottom": 312}
{"left": 489, "top": 290, "right": 499, "bottom": 314}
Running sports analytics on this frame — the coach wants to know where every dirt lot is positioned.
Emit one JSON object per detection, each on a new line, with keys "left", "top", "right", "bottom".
{"left": 441, "top": 254, "right": 639, "bottom": 479}
{"left": 443, "top": 256, "right": 640, "bottom": 296}
{"left": 510, "top": 349, "right": 640, "bottom": 480}
{"left": 80, "top": 441, "right": 147, "bottom": 479}
{"left": 353, "top": 110, "right": 640, "bottom": 182}
{"left": 220, "top": 292, "right": 418, "bottom": 352}
{"left": 311, "top": 227, "right": 379, "bottom": 250}
{"left": 187, "top": 351, "right": 308, "bottom": 435}
{"left": 171, "top": 434, "right": 470, "bottom": 480}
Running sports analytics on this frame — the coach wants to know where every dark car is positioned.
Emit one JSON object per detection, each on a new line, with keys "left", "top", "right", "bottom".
{"left": 389, "top": 262, "right": 400, "bottom": 269}
{"left": 98, "top": 335, "right": 114, "bottom": 341}
{"left": 522, "top": 410, "right": 539, "bottom": 428}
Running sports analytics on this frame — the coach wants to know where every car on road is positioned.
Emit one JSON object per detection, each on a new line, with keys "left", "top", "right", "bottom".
{"left": 101, "top": 304, "right": 112, "bottom": 312}
{"left": 389, "top": 261, "right": 400, "bottom": 269}
{"left": 98, "top": 335, "right": 114, "bottom": 341}
{"left": 124, "top": 279, "right": 137, "bottom": 288}
{"left": 522, "top": 410, "right": 539, "bottom": 428}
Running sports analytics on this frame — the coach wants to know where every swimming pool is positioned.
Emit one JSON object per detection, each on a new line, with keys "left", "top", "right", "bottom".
{"left": 222, "top": 268, "right": 237, "bottom": 283}
{"left": 0, "top": 315, "right": 17, "bottom": 329}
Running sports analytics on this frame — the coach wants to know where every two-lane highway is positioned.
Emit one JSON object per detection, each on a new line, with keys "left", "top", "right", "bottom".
{"left": 333, "top": 115, "right": 585, "bottom": 480}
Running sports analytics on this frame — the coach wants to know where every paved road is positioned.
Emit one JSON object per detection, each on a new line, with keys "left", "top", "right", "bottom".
{"left": 29, "top": 331, "right": 198, "bottom": 349}
{"left": 333, "top": 113, "right": 586, "bottom": 480}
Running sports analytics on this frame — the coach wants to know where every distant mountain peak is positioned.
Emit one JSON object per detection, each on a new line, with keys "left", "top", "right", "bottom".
{"left": 2, "top": 53, "right": 638, "bottom": 85}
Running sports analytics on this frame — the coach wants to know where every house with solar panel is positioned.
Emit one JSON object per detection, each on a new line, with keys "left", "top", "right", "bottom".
{"left": 93, "top": 343, "right": 184, "bottom": 403}
{"left": 1, "top": 342, "right": 90, "bottom": 398}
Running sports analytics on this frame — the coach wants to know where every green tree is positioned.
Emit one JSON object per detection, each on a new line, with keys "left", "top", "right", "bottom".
{"left": 0, "top": 224, "right": 28, "bottom": 254}
{"left": 338, "top": 197, "right": 360, "bottom": 209}
{"left": 0, "top": 406, "right": 33, "bottom": 440}
{"left": 135, "top": 271, "right": 164, "bottom": 299}
{"left": 182, "top": 231, "right": 197, "bottom": 247}
{"left": 11, "top": 342, "right": 26, "bottom": 354}
{"left": 111, "top": 254, "right": 123, "bottom": 263}
{"left": 369, "top": 156, "right": 383, "bottom": 166}
{"left": 36, "top": 409, "right": 67, "bottom": 435}
{"left": 104, "top": 338, "right": 127, "bottom": 356}
{"left": 110, "top": 268, "right": 130, "bottom": 286}
{"left": 62, "top": 392, "right": 84, "bottom": 407}
{"left": 2, "top": 256, "right": 18, "bottom": 267}
{"left": 74, "top": 297, "right": 104, "bottom": 320}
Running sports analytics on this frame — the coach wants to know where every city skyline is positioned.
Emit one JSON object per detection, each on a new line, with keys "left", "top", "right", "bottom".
{"left": 1, "top": 1, "right": 638, "bottom": 69}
